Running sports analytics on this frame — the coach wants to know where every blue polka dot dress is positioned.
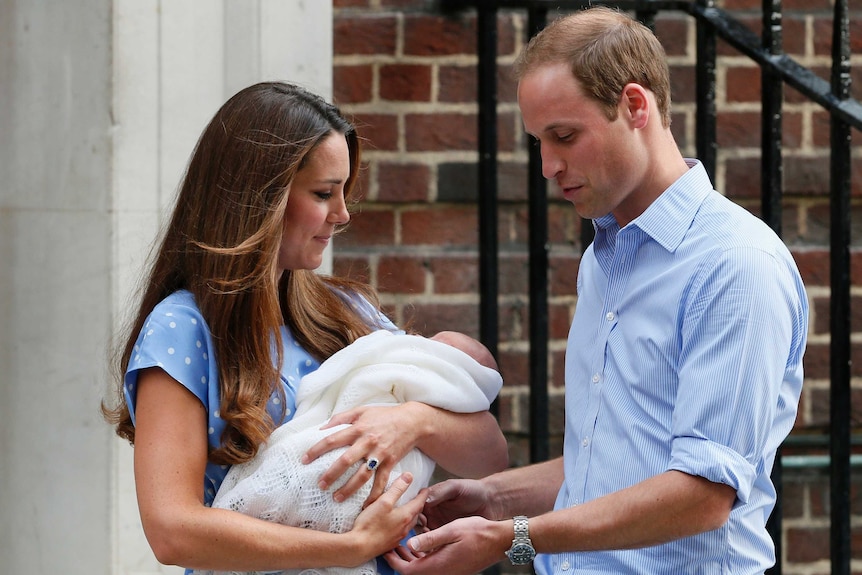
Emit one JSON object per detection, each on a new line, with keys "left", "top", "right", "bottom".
{"left": 124, "top": 289, "right": 401, "bottom": 574}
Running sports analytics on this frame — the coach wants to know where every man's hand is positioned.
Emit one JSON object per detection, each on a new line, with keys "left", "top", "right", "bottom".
{"left": 385, "top": 516, "right": 510, "bottom": 575}
{"left": 420, "top": 478, "right": 503, "bottom": 529}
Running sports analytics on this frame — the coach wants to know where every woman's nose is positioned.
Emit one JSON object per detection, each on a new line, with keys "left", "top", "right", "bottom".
{"left": 330, "top": 197, "right": 350, "bottom": 225}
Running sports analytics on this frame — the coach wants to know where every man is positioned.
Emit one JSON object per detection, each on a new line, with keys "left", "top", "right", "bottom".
{"left": 385, "top": 6, "right": 809, "bottom": 575}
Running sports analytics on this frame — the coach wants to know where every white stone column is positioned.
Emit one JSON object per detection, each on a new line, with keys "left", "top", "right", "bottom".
{"left": 0, "top": 1, "right": 333, "bottom": 574}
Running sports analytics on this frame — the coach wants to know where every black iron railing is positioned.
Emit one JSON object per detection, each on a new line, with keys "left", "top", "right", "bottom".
{"left": 440, "top": 0, "right": 862, "bottom": 573}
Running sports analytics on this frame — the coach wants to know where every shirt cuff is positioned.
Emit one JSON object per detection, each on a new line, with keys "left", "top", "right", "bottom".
{"left": 668, "top": 436, "right": 758, "bottom": 505}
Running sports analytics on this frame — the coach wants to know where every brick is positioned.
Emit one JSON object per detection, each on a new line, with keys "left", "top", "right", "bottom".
{"left": 784, "top": 156, "right": 840, "bottom": 197}
{"left": 724, "top": 157, "right": 760, "bottom": 199}
{"left": 550, "top": 303, "right": 574, "bottom": 340}
{"left": 805, "top": 203, "right": 862, "bottom": 249}
{"left": 782, "top": 15, "right": 808, "bottom": 57}
{"left": 439, "top": 64, "right": 476, "bottom": 103}
{"left": 784, "top": 65, "right": 829, "bottom": 105}
{"left": 718, "top": 111, "right": 761, "bottom": 148}
{"left": 497, "top": 111, "right": 518, "bottom": 153}
{"left": 780, "top": 481, "right": 805, "bottom": 519}
{"left": 550, "top": 349, "right": 567, "bottom": 388}
{"left": 800, "top": 342, "right": 828, "bottom": 381}
{"left": 509, "top": 202, "right": 577, "bottom": 246}
{"left": 378, "top": 255, "right": 426, "bottom": 294}
{"left": 406, "top": 112, "right": 476, "bottom": 151}
{"left": 351, "top": 161, "right": 371, "bottom": 204}
{"left": 781, "top": 110, "right": 804, "bottom": 149}
{"left": 786, "top": 526, "right": 830, "bottom": 562}
{"left": 669, "top": 111, "right": 689, "bottom": 152}
{"left": 337, "top": 209, "right": 396, "bottom": 247}
{"left": 812, "top": 16, "right": 862, "bottom": 57}
{"left": 437, "top": 161, "right": 529, "bottom": 203}
{"left": 669, "top": 64, "right": 695, "bottom": 104}
{"left": 812, "top": 294, "right": 862, "bottom": 335}
{"left": 549, "top": 253, "right": 580, "bottom": 297}
{"left": 793, "top": 249, "right": 829, "bottom": 285}
{"left": 548, "top": 204, "right": 578, "bottom": 245}
{"left": 407, "top": 302, "right": 480, "bottom": 335}
{"left": 654, "top": 15, "right": 690, "bottom": 58}
{"left": 498, "top": 348, "right": 529, "bottom": 388}
{"left": 429, "top": 255, "right": 479, "bottom": 294}
{"left": 500, "top": 298, "right": 528, "bottom": 343}
{"left": 725, "top": 65, "right": 762, "bottom": 103}
{"left": 334, "top": 0, "right": 369, "bottom": 6}
{"left": 716, "top": 15, "right": 759, "bottom": 58}
{"left": 404, "top": 13, "right": 475, "bottom": 56}
{"left": 333, "top": 256, "right": 372, "bottom": 284}
{"left": 402, "top": 207, "right": 478, "bottom": 246}
{"left": 334, "top": 15, "right": 397, "bottom": 56}
{"left": 496, "top": 13, "right": 518, "bottom": 58}
{"left": 437, "top": 163, "right": 476, "bottom": 202}
{"left": 499, "top": 254, "right": 529, "bottom": 295}
{"left": 333, "top": 65, "right": 373, "bottom": 105}
{"left": 783, "top": 0, "right": 832, "bottom": 9}
{"left": 352, "top": 113, "right": 399, "bottom": 152}
{"left": 380, "top": 64, "right": 432, "bottom": 102}
{"left": 498, "top": 64, "right": 519, "bottom": 104}
{"left": 720, "top": 0, "right": 760, "bottom": 9}
{"left": 377, "top": 162, "right": 431, "bottom": 202}
{"left": 812, "top": 110, "right": 830, "bottom": 149}
{"left": 380, "top": 0, "right": 434, "bottom": 8}
{"left": 770, "top": 202, "right": 803, "bottom": 245}
{"left": 796, "top": 203, "right": 829, "bottom": 247}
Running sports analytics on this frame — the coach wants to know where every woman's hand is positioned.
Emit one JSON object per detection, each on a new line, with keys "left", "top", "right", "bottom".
{"left": 303, "top": 402, "right": 431, "bottom": 504}
{"left": 350, "top": 473, "right": 428, "bottom": 559}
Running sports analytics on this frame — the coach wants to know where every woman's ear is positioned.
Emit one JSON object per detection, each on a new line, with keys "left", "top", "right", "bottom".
{"left": 620, "top": 83, "right": 650, "bottom": 129}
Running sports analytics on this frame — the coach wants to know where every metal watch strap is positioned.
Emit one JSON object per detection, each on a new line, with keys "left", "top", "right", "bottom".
{"left": 513, "top": 515, "right": 530, "bottom": 540}
{"left": 506, "top": 515, "right": 536, "bottom": 565}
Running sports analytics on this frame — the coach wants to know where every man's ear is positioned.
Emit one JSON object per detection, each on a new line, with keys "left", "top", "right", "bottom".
{"left": 620, "top": 83, "right": 650, "bottom": 129}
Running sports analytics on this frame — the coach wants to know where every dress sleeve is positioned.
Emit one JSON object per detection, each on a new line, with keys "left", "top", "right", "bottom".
{"left": 337, "top": 289, "right": 403, "bottom": 333}
{"left": 124, "top": 296, "right": 218, "bottom": 426}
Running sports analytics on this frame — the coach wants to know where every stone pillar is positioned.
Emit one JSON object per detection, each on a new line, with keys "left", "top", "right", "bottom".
{"left": 0, "top": 1, "right": 332, "bottom": 573}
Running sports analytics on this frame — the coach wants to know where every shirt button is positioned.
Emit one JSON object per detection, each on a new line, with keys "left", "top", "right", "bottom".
{"left": 561, "top": 560, "right": 571, "bottom": 571}
{"left": 592, "top": 373, "right": 600, "bottom": 383}
{"left": 582, "top": 437, "right": 590, "bottom": 447}
{"left": 606, "top": 311, "right": 615, "bottom": 321}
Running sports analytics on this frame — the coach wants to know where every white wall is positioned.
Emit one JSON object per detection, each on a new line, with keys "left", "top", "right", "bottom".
{"left": 0, "top": 1, "right": 333, "bottom": 573}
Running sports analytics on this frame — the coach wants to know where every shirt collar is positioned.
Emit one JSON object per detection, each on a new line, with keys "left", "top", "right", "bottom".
{"left": 594, "top": 159, "right": 713, "bottom": 253}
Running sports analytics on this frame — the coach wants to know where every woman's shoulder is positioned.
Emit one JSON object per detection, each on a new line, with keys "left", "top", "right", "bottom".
{"left": 145, "top": 290, "right": 209, "bottom": 330}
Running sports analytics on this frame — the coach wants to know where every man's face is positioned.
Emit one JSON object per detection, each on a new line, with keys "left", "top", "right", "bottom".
{"left": 518, "top": 63, "right": 648, "bottom": 226}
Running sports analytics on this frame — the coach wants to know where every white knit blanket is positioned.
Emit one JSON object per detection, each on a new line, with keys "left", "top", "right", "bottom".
{"left": 194, "top": 330, "right": 502, "bottom": 575}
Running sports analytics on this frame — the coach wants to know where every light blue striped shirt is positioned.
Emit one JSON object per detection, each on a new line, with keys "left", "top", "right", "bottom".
{"left": 535, "top": 160, "right": 809, "bottom": 575}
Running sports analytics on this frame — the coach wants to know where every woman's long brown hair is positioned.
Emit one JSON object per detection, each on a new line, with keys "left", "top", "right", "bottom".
{"left": 103, "top": 82, "right": 381, "bottom": 465}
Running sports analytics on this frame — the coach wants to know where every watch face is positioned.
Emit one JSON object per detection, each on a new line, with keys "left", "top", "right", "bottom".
{"left": 508, "top": 542, "right": 536, "bottom": 565}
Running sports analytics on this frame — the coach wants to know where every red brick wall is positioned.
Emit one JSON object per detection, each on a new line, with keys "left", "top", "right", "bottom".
{"left": 332, "top": 1, "right": 862, "bottom": 571}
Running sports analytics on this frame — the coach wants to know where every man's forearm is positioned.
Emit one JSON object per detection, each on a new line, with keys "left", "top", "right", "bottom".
{"left": 484, "top": 457, "right": 564, "bottom": 519}
{"left": 530, "top": 470, "right": 736, "bottom": 554}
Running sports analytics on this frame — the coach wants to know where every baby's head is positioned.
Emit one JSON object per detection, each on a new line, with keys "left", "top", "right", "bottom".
{"left": 430, "top": 331, "right": 498, "bottom": 371}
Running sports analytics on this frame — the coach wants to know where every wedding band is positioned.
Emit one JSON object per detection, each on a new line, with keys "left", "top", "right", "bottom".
{"left": 365, "top": 456, "right": 380, "bottom": 471}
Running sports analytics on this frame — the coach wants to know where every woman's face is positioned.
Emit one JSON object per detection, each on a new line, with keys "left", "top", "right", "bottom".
{"left": 277, "top": 131, "right": 351, "bottom": 272}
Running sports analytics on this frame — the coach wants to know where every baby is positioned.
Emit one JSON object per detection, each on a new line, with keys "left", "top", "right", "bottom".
{"left": 195, "top": 329, "right": 502, "bottom": 575}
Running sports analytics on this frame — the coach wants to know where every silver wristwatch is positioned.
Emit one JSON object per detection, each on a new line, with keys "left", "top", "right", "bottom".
{"left": 505, "top": 515, "right": 537, "bottom": 565}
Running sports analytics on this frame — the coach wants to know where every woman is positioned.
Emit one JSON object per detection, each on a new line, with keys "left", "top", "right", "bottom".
{"left": 102, "top": 81, "right": 508, "bottom": 574}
